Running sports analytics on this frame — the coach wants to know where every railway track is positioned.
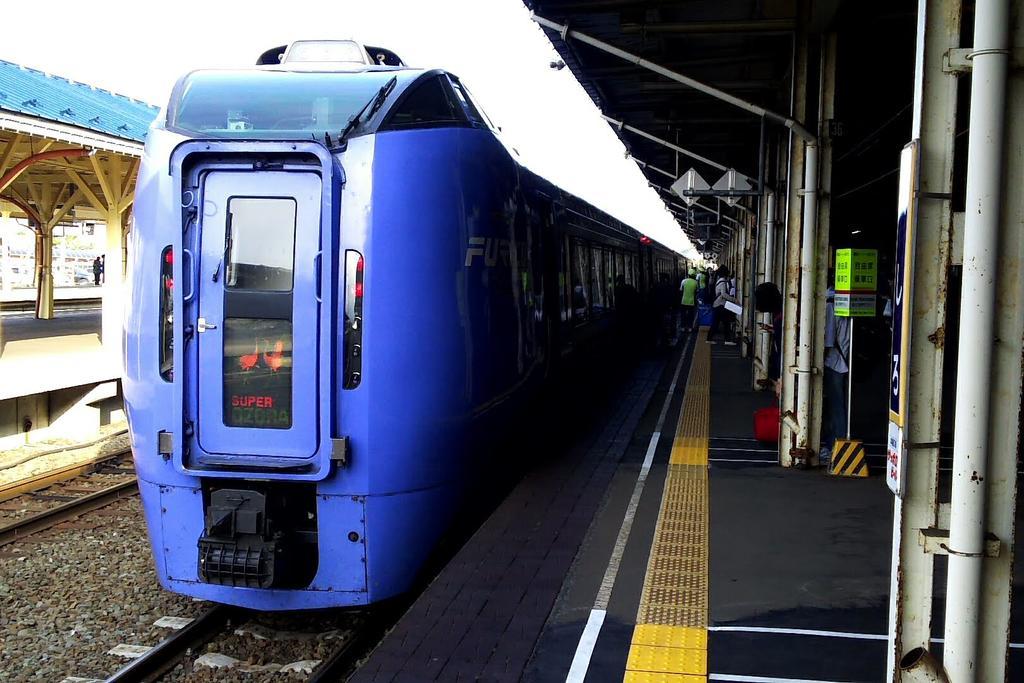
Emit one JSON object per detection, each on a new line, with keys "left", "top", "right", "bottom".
{"left": 0, "top": 449, "right": 136, "bottom": 546}
{"left": 104, "top": 605, "right": 243, "bottom": 683}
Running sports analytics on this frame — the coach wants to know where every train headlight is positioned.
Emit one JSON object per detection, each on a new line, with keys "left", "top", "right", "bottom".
{"left": 343, "top": 251, "right": 364, "bottom": 389}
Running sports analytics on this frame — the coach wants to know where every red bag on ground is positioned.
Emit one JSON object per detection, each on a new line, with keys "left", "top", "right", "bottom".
{"left": 754, "top": 405, "right": 780, "bottom": 443}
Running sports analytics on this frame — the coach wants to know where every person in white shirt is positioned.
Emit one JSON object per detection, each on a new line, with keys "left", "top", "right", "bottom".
{"left": 821, "top": 286, "right": 851, "bottom": 468}
{"left": 707, "top": 266, "right": 738, "bottom": 345}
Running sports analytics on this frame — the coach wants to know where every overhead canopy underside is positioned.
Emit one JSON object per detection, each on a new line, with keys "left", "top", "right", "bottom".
{"left": 526, "top": 0, "right": 841, "bottom": 257}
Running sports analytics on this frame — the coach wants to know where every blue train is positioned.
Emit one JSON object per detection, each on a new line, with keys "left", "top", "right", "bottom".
{"left": 124, "top": 40, "right": 688, "bottom": 610}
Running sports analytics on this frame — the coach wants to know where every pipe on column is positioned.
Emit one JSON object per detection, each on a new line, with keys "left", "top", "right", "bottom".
{"left": 765, "top": 191, "right": 776, "bottom": 282}
{"left": 943, "top": 0, "right": 1010, "bottom": 677}
{"left": 760, "top": 191, "right": 777, "bottom": 372}
{"left": 795, "top": 143, "right": 819, "bottom": 452}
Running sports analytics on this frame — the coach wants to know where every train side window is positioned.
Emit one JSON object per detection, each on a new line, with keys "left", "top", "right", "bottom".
{"left": 615, "top": 251, "right": 625, "bottom": 293}
{"left": 589, "top": 246, "right": 602, "bottom": 317}
{"left": 448, "top": 78, "right": 487, "bottom": 127}
{"left": 572, "top": 239, "right": 590, "bottom": 323}
{"left": 384, "top": 76, "right": 461, "bottom": 129}
{"left": 225, "top": 197, "right": 295, "bottom": 292}
{"left": 565, "top": 235, "right": 573, "bottom": 323}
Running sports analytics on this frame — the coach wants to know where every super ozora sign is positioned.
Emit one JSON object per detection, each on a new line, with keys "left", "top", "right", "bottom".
{"left": 887, "top": 141, "right": 920, "bottom": 497}
{"left": 834, "top": 249, "right": 877, "bottom": 317}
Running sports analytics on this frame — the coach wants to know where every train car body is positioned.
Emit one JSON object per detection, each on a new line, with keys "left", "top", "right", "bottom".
{"left": 124, "top": 52, "right": 685, "bottom": 610}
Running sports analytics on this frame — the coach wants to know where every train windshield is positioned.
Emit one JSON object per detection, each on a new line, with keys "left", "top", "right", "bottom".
{"left": 169, "top": 70, "right": 400, "bottom": 139}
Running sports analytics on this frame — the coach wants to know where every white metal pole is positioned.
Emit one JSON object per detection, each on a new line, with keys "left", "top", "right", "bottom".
{"left": 943, "top": 0, "right": 1010, "bottom": 678}
{"left": 795, "top": 142, "right": 819, "bottom": 453}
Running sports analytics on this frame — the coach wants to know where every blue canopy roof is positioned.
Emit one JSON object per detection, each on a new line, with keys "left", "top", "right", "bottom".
{"left": 0, "top": 59, "right": 159, "bottom": 143}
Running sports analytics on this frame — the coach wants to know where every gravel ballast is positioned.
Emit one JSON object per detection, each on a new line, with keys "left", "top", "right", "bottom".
{"left": 0, "top": 497, "right": 204, "bottom": 682}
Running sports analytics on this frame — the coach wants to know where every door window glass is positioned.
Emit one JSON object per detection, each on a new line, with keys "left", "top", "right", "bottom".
{"left": 223, "top": 318, "right": 293, "bottom": 429}
{"left": 572, "top": 239, "right": 590, "bottom": 322}
{"left": 226, "top": 197, "right": 296, "bottom": 291}
{"left": 591, "top": 246, "right": 607, "bottom": 315}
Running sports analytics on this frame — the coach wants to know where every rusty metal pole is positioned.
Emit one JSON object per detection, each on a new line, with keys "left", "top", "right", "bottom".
{"left": 886, "top": 0, "right": 959, "bottom": 678}
{"left": 809, "top": 34, "right": 838, "bottom": 461}
{"left": 779, "top": 21, "right": 809, "bottom": 466}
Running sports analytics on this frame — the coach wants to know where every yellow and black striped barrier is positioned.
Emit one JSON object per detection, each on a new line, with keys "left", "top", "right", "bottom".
{"left": 830, "top": 439, "right": 869, "bottom": 477}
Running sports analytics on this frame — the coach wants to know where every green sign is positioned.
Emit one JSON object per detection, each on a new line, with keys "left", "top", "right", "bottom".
{"left": 834, "top": 248, "right": 877, "bottom": 317}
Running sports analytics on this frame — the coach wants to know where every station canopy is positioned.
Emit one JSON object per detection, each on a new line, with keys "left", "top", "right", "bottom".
{"left": 0, "top": 58, "right": 158, "bottom": 228}
{"left": 526, "top": 0, "right": 837, "bottom": 257}
{"left": 0, "top": 58, "right": 158, "bottom": 319}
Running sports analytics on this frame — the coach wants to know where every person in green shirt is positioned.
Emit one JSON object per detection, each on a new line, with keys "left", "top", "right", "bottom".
{"left": 679, "top": 270, "right": 699, "bottom": 333}
{"left": 696, "top": 269, "right": 708, "bottom": 304}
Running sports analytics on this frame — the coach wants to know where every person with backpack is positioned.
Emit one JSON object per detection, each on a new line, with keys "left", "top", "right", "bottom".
{"left": 707, "top": 266, "right": 738, "bottom": 345}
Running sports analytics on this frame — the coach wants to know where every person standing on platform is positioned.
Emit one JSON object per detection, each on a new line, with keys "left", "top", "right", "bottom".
{"left": 707, "top": 266, "right": 738, "bottom": 345}
{"left": 696, "top": 268, "right": 708, "bottom": 304}
{"left": 679, "top": 270, "right": 698, "bottom": 334}
{"left": 92, "top": 256, "right": 102, "bottom": 286}
{"left": 821, "top": 286, "right": 851, "bottom": 469}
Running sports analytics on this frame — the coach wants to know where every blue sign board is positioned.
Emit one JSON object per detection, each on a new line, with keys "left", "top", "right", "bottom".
{"left": 887, "top": 141, "right": 919, "bottom": 497}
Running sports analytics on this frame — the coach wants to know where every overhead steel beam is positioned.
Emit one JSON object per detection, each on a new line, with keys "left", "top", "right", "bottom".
{"left": 533, "top": 0, "right": 682, "bottom": 10}
{"left": 604, "top": 114, "right": 729, "bottom": 172}
{"left": 621, "top": 19, "right": 796, "bottom": 35}
{"left": 584, "top": 53, "right": 780, "bottom": 76}
{"left": 638, "top": 80, "right": 781, "bottom": 92}
{"left": 532, "top": 14, "right": 815, "bottom": 141}
{"left": 0, "top": 148, "right": 93, "bottom": 195}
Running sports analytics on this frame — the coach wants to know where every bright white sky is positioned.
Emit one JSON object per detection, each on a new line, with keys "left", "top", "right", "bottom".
{"left": 1, "top": 0, "right": 697, "bottom": 257}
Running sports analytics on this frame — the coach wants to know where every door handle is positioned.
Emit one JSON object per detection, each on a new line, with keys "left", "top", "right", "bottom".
{"left": 197, "top": 317, "right": 217, "bottom": 333}
{"left": 182, "top": 248, "right": 196, "bottom": 302}
{"left": 313, "top": 251, "right": 323, "bottom": 303}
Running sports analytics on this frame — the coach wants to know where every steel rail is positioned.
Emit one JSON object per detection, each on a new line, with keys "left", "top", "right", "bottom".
{"left": 0, "top": 297, "right": 102, "bottom": 313}
{"left": 0, "top": 478, "right": 137, "bottom": 546}
{"left": 308, "top": 604, "right": 406, "bottom": 682}
{"left": 0, "top": 448, "right": 131, "bottom": 502}
{"left": 104, "top": 605, "right": 241, "bottom": 683}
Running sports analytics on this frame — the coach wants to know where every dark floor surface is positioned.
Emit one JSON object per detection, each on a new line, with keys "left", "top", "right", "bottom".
{"left": 350, "top": 338, "right": 1024, "bottom": 682}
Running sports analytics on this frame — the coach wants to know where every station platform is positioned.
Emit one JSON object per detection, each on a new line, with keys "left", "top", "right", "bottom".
{"left": 0, "top": 306, "right": 114, "bottom": 400}
{"left": 0, "top": 285, "right": 101, "bottom": 305}
{"left": 352, "top": 330, "right": 1024, "bottom": 683}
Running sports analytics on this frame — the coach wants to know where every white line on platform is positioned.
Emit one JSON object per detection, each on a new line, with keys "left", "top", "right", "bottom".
{"left": 710, "top": 458, "right": 776, "bottom": 464}
{"left": 710, "top": 674, "right": 857, "bottom": 683}
{"left": 709, "top": 625, "right": 887, "bottom": 640}
{"left": 710, "top": 625, "right": 1024, "bottom": 649}
{"left": 565, "top": 336, "right": 694, "bottom": 683}
{"left": 565, "top": 609, "right": 605, "bottom": 682}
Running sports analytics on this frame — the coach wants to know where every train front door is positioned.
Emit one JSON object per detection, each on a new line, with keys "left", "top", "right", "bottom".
{"left": 193, "top": 171, "right": 322, "bottom": 462}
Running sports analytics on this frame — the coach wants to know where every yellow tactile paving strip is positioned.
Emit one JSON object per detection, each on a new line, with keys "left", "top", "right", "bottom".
{"left": 625, "top": 329, "right": 710, "bottom": 682}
